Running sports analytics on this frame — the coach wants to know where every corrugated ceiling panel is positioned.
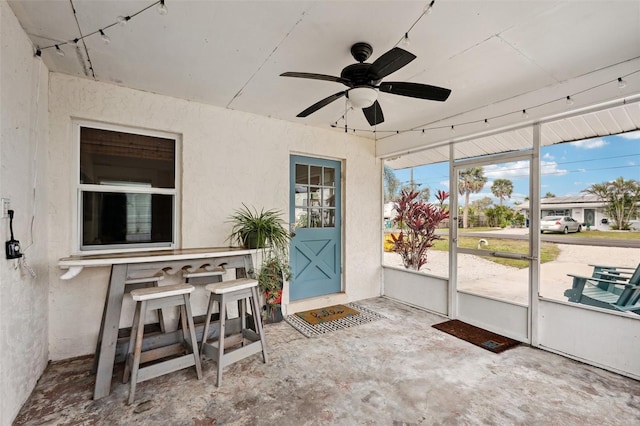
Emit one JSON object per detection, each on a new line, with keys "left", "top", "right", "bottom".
{"left": 595, "top": 110, "right": 624, "bottom": 135}
{"left": 384, "top": 103, "right": 639, "bottom": 169}
{"left": 580, "top": 112, "right": 610, "bottom": 137}
{"left": 609, "top": 107, "right": 636, "bottom": 131}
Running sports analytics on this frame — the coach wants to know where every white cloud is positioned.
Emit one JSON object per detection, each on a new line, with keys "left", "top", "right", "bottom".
{"left": 628, "top": 161, "right": 636, "bottom": 166}
{"left": 543, "top": 153, "right": 554, "bottom": 160}
{"left": 439, "top": 180, "right": 450, "bottom": 188}
{"left": 619, "top": 130, "right": 640, "bottom": 140}
{"left": 577, "top": 168, "right": 587, "bottom": 173}
{"left": 540, "top": 161, "right": 568, "bottom": 177}
{"left": 572, "top": 138, "right": 608, "bottom": 149}
{"left": 484, "top": 161, "right": 530, "bottom": 179}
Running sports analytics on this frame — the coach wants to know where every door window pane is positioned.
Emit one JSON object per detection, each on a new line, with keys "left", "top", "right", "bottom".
{"left": 295, "top": 164, "right": 308, "bottom": 185}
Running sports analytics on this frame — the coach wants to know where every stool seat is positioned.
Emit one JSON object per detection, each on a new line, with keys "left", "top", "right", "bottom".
{"left": 124, "top": 273, "right": 164, "bottom": 285}
{"left": 205, "top": 278, "right": 258, "bottom": 294}
{"left": 131, "top": 283, "right": 194, "bottom": 301}
{"left": 183, "top": 268, "right": 225, "bottom": 279}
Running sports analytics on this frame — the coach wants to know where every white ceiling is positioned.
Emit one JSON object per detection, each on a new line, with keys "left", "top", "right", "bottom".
{"left": 9, "top": 0, "right": 640, "bottom": 166}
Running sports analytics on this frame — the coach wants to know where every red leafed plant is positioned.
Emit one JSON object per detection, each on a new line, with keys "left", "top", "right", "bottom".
{"left": 390, "top": 189, "right": 449, "bottom": 270}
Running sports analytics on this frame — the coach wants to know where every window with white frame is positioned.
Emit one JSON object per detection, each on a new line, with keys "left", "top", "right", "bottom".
{"left": 77, "top": 124, "right": 179, "bottom": 251}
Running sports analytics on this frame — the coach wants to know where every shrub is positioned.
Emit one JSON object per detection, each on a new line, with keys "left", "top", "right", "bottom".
{"left": 390, "top": 189, "right": 449, "bottom": 270}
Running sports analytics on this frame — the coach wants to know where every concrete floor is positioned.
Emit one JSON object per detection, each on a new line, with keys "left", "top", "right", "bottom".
{"left": 15, "top": 297, "right": 640, "bottom": 425}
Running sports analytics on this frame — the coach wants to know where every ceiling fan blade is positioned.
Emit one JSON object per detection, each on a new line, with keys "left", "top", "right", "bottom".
{"left": 379, "top": 82, "right": 451, "bottom": 102}
{"left": 297, "top": 91, "right": 347, "bottom": 117}
{"left": 369, "top": 47, "right": 416, "bottom": 80}
{"left": 281, "top": 72, "right": 351, "bottom": 86}
{"left": 362, "top": 100, "right": 385, "bottom": 126}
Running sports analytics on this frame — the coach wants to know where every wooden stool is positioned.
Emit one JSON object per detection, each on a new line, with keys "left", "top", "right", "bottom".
{"left": 201, "top": 278, "right": 268, "bottom": 386}
{"left": 123, "top": 283, "right": 202, "bottom": 404}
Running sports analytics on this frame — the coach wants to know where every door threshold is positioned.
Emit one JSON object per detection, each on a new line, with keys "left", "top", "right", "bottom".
{"left": 285, "top": 292, "right": 348, "bottom": 315}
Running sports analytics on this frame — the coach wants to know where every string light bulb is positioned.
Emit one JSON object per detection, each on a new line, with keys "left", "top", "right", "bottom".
{"left": 157, "top": 0, "right": 168, "bottom": 15}
{"left": 99, "top": 29, "right": 111, "bottom": 44}
{"left": 35, "top": 48, "right": 42, "bottom": 57}
{"left": 424, "top": 0, "right": 435, "bottom": 15}
{"left": 402, "top": 32, "right": 411, "bottom": 46}
{"left": 617, "top": 77, "right": 627, "bottom": 89}
{"left": 566, "top": 95, "right": 574, "bottom": 105}
{"left": 69, "top": 38, "right": 79, "bottom": 47}
{"left": 522, "top": 109, "right": 528, "bottom": 118}
{"left": 55, "top": 45, "right": 65, "bottom": 56}
{"left": 484, "top": 118, "right": 490, "bottom": 127}
{"left": 117, "top": 15, "right": 131, "bottom": 26}
{"left": 450, "top": 125, "right": 455, "bottom": 133}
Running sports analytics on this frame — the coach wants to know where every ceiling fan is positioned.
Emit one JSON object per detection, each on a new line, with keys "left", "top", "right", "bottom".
{"left": 281, "top": 42, "right": 451, "bottom": 126}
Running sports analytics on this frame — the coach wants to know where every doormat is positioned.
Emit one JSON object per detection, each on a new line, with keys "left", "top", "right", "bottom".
{"left": 285, "top": 303, "right": 386, "bottom": 338}
{"left": 432, "top": 319, "right": 520, "bottom": 353}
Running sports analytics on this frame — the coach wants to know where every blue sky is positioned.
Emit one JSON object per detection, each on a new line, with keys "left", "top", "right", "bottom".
{"left": 391, "top": 130, "right": 640, "bottom": 206}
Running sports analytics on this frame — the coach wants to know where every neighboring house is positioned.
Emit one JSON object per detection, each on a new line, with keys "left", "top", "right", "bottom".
{"left": 517, "top": 195, "right": 640, "bottom": 231}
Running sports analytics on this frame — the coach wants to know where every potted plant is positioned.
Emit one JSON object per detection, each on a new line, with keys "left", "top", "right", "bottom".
{"left": 257, "top": 255, "right": 292, "bottom": 323}
{"left": 227, "top": 203, "right": 291, "bottom": 250}
{"left": 227, "top": 204, "right": 292, "bottom": 323}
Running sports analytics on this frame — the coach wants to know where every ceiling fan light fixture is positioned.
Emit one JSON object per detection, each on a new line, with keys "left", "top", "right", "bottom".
{"left": 347, "top": 87, "right": 378, "bottom": 108}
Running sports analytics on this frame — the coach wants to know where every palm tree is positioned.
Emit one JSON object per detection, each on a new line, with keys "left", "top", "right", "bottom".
{"left": 383, "top": 165, "right": 401, "bottom": 203}
{"left": 458, "top": 167, "right": 487, "bottom": 228}
{"left": 491, "top": 178, "right": 514, "bottom": 206}
{"left": 582, "top": 177, "right": 640, "bottom": 230}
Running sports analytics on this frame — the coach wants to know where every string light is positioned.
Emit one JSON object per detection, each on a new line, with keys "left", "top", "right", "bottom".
{"left": 618, "top": 77, "right": 627, "bottom": 89}
{"left": 157, "top": 0, "right": 168, "bottom": 15}
{"left": 99, "top": 29, "right": 111, "bottom": 44}
{"left": 566, "top": 95, "right": 574, "bottom": 105}
{"left": 484, "top": 118, "right": 490, "bottom": 127}
{"left": 402, "top": 32, "right": 411, "bottom": 46}
{"left": 117, "top": 15, "right": 131, "bottom": 26}
{"left": 55, "top": 45, "right": 65, "bottom": 56}
{"left": 32, "top": 1, "right": 165, "bottom": 55}
{"left": 522, "top": 109, "right": 529, "bottom": 118}
{"left": 450, "top": 125, "right": 455, "bottom": 133}
{"left": 424, "top": 0, "right": 435, "bottom": 15}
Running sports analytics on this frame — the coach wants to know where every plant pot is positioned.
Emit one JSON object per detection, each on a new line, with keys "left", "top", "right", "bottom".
{"left": 243, "top": 231, "right": 266, "bottom": 249}
{"left": 263, "top": 304, "right": 283, "bottom": 324}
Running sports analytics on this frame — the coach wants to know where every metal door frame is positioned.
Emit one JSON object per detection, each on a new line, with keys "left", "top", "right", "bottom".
{"left": 448, "top": 145, "right": 540, "bottom": 343}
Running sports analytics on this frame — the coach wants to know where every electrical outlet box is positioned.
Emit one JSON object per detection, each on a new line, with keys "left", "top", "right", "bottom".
{"left": 1, "top": 198, "right": 9, "bottom": 218}
{"left": 6, "top": 239, "right": 22, "bottom": 259}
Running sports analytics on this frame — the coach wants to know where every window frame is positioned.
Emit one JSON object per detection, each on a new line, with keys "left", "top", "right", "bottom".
{"left": 72, "top": 120, "right": 181, "bottom": 254}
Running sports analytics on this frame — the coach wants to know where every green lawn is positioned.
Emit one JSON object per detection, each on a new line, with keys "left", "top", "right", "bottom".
{"left": 432, "top": 237, "right": 560, "bottom": 269}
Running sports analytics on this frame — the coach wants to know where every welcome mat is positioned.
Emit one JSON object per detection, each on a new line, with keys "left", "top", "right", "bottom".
{"left": 285, "top": 303, "right": 386, "bottom": 338}
{"left": 432, "top": 319, "right": 520, "bottom": 353}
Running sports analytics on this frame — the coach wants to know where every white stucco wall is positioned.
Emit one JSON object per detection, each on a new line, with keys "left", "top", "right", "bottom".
{"left": 47, "top": 72, "right": 382, "bottom": 360}
{"left": 0, "top": 2, "right": 50, "bottom": 424}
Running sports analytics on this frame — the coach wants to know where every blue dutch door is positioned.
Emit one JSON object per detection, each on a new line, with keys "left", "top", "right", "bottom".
{"left": 289, "top": 155, "right": 342, "bottom": 300}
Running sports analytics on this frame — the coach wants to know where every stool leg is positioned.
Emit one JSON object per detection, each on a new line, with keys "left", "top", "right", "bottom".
{"left": 151, "top": 281, "right": 166, "bottom": 333}
{"left": 179, "top": 304, "right": 189, "bottom": 343}
{"left": 128, "top": 300, "right": 147, "bottom": 404}
{"left": 201, "top": 294, "right": 215, "bottom": 354}
{"left": 183, "top": 293, "right": 203, "bottom": 379}
{"left": 122, "top": 301, "right": 142, "bottom": 384}
{"left": 250, "top": 286, "right": 269, "bottom": 364}
{"left": 216, "top": 294, "right": 226, "bottom": 387}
